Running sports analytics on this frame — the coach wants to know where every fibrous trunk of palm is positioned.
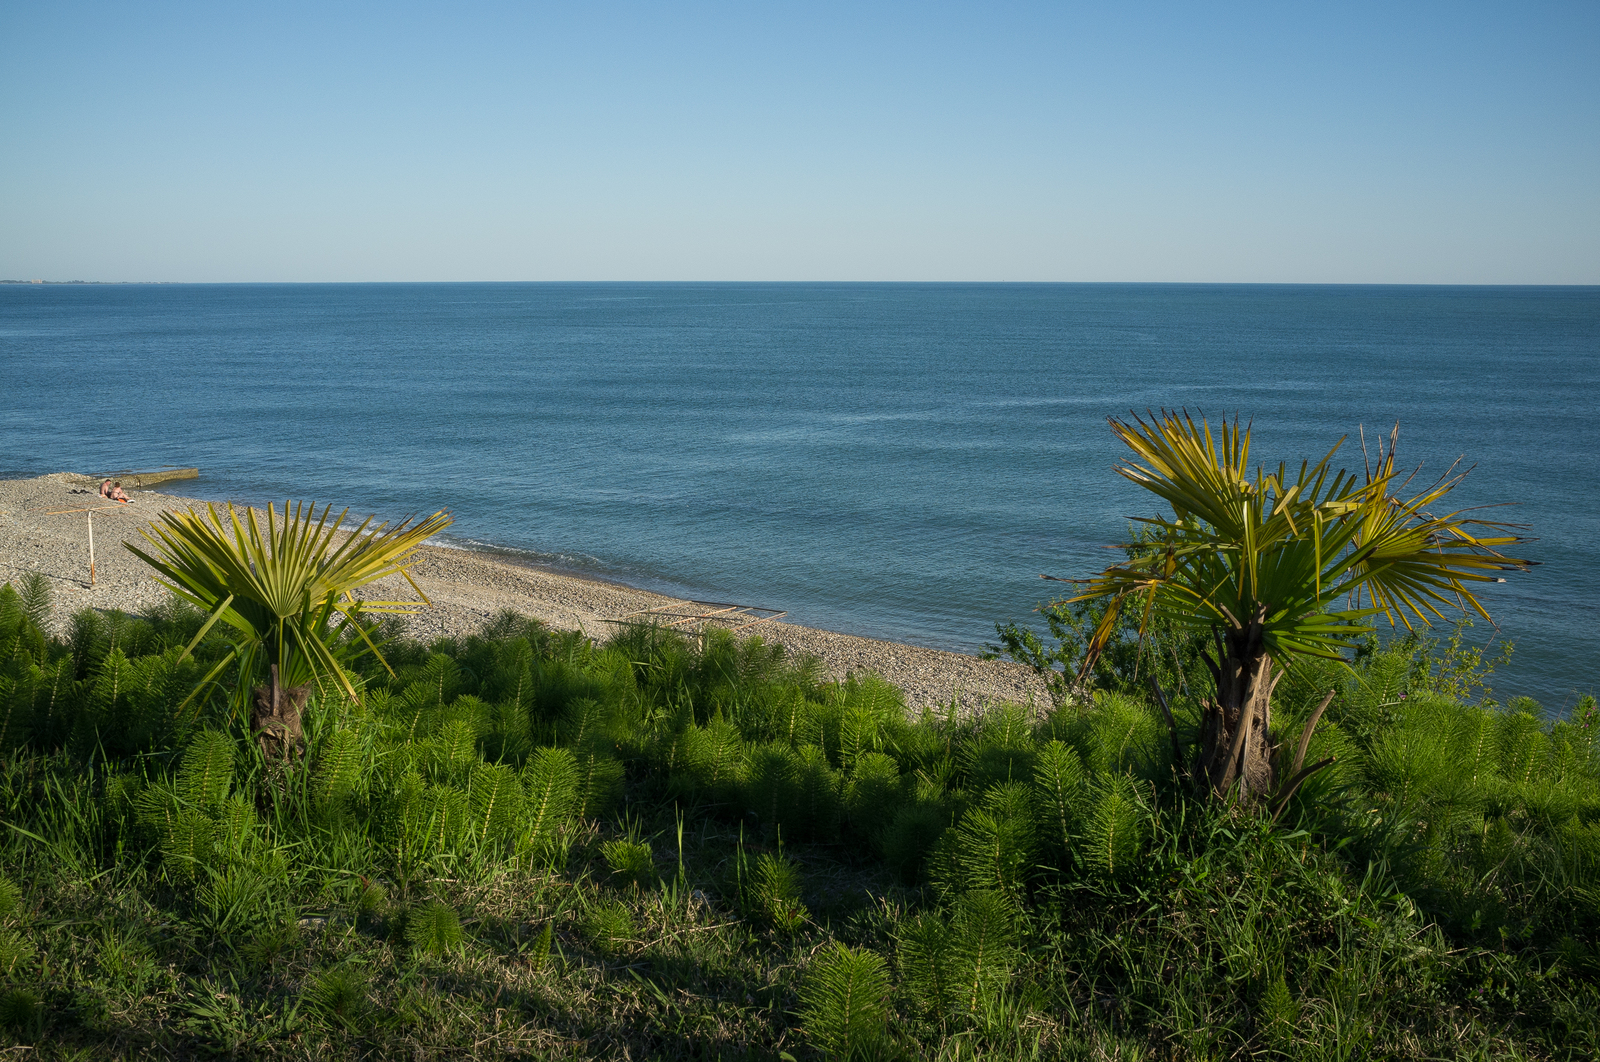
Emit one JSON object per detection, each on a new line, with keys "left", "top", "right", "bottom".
{"left": 252, "top": 663, "right": 309, "bottom": 760}
{"left": 1196, "top": 613, "right": 1281, "bottom": 802}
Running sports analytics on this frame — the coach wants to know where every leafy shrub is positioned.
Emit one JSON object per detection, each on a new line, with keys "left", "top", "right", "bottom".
{"left": 601, "top": 838, "right": 656, "bottom": 887}
{"left": 800, "top": 943, "right": 891, "bottom": 1059}
{"left": 0, "top": 875, "right": 21, "bottom": 923}
{"left": 406, "top": 900, "right": 464, "bottom": 958}
{"left": 1083, "top": 775, "right": 1147, "bottom": 878}
{"left": 0, "top": 988, "right": 42, "bottom": 1036}
{"left": 941, "top": 781, "right": 1037, "bottom": 895}
{"left": 0, "top": 929, "right": 34, "bottom": 977}
{"left": 845, "top": 751, "right": 903, "bottom": 840}
{"left": 582, "top": 900, "right": 635, "bottom": 957}
{"left": 749, "top": 852, "right": 807, "bottom": 931}
{"left": 522, "top": 746, "right": 578, "bottom": 851}
{"left": 305, "top": 965, "right": 370, "bottom": 1028}
{"left": 898, "top": 890, "right": 1017, "bottom": 1022}
{"left": 1033, "top": 740, "right": 1087, "bottom": 863}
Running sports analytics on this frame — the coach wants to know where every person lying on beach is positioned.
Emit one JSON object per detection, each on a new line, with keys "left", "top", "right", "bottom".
{"left": 111, "top": 482, "right": 129, "bottom": 503}
{"left": 100, "top": 479, "right": 114, "bottom": 498}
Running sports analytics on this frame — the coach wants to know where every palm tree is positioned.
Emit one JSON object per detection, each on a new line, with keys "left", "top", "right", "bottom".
{"left": 128, "top": 500, "right": 452, "bottom": 756}
{"left": 1069, "top": 412, "right": 1531, "bottom": 804}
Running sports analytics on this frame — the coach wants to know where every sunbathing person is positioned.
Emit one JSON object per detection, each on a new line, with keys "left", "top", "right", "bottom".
{"left": 100, "top": 479, "right": 114, "bottom": 498}
{"left": 110, "top": 482, "right": 129, "bottom": 503}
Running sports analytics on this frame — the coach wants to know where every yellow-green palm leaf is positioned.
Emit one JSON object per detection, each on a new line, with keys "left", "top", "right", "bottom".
{"left": 128, "top": 500, "right": 453, "bottom": 706}
{"left": 1074, "top": 412, "right": 1531, "bottom": 670}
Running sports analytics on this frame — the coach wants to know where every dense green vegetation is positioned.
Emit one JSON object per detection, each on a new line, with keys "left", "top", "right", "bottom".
{"left": 1, "top": 573, "right": 1597, "bottom": 1059}
{"left": 1062, "top": 412, "right": 1532, "bottom": 804}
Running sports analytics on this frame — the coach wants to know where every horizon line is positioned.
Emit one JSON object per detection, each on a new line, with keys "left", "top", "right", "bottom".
{"left": 5, "top": 279, "right": 1599, "bottom": 288}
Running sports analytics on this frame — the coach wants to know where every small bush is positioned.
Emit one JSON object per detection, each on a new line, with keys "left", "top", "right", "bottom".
{"left": 305, "top": 965, "right": 370, "bottom": 1028}
{"left": 0, "top": 875, "right": 21, "bottom": 923}
{"left": 949, "top": 890, "right": 1018, "bottom": 1018}
{"left": 601, "top": 838, "right": 656, "bottom": 887}
{"left": 749, "top": 852, "right": 807, "bottom": 931}
{"left": 0, "top": 988, "right": 42, "bottom": 1036}
{"left": 1258, "top": 973, "right": 1298, "bottom": 1049}
{"left": 406, "top": 900, "right": 464, "bottom": 958}
{"left": 582, "top": 900, "right": 635, "bottom": 957}
{"left": 845, "top": 751, "right": 903, "bottom": 839}
{"left": 526, "top": 922, "right": 553, "bottom": 971}
{"left": 1083, "top": 774, "right": 1146, "bottom": 878}
{"left": 523, "top": 746, "right": 579, "bottom": 849}
{"left": 0, "top": 929, "right": 34, "bottom": 976}
{"left": 800, "top": 943, "right": 891, "bottom": 1060}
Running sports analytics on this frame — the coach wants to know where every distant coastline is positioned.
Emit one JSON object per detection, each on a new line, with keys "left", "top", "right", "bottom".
{"left": 0, "top": 279, "right": 167, "bottom": 285}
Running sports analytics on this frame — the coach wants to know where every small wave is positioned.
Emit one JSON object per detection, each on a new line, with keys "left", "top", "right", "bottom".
{"left": 423, "top": 533, "right": 716, "bottom": 603}
{"left": 425, "top": 533, "right": 635, "bottom": 581}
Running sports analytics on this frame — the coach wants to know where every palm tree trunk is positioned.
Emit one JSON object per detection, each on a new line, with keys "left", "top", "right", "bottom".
{"left": 1195, "top": 611, "right": 1281, "bottom": 801}
{"left": 252, "top": 662, "right": 309, "bottom": 760}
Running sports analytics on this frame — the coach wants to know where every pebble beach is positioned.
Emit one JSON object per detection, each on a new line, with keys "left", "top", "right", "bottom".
{"left": 0, "top": 473, "right": 1050, "bottom": 712}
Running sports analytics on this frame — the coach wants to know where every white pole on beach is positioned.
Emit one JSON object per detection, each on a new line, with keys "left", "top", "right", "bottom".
{"left": 87, "top": 510, "right": 95, "bottom": 587}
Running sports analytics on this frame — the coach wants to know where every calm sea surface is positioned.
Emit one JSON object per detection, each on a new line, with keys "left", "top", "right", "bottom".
{"left": 2, "top": 283, "right": 1595, "bottom": 710}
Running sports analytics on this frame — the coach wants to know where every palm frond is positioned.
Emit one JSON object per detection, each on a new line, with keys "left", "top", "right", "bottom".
{"left": 127, "top": 501, "right": 452, "bottom": 697}
{"left": 1073, "top": 411, "right": 1532, "bottom": 669}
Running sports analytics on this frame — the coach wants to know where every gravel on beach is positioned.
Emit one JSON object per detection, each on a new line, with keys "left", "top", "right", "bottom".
{"left": 0, "top": 473, "right": 1052, "bottom": 712}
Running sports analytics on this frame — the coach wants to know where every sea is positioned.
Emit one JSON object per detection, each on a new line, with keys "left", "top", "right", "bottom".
{"left": 2, "top": 283, "right": 1595, "bottom": 712}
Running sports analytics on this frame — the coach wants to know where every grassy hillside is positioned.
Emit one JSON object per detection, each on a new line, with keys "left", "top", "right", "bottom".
{"left": 0, "top": 577, "right": 1596, "bottom": 1059}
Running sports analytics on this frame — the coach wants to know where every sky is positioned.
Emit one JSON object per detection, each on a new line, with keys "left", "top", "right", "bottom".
{"left": 2, "top": 1, "right": 1597, "bottom": 283}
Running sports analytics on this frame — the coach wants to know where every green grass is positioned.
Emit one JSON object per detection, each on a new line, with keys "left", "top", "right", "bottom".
{"left": 0, "top": 574, "right": 1597, "bottom": 1059}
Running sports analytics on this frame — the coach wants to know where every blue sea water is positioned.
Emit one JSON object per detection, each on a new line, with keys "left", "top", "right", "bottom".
{"left": 2, "top": 283, "right": 1596, "bottom": 710}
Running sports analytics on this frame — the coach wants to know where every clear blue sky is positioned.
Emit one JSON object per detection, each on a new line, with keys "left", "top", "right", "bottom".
{"left": 2, "top": 1, "right": 1596, "bottom": 282}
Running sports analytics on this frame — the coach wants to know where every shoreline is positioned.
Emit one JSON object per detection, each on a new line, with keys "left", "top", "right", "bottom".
{"left": 0, "top": 473, "right": 1050, "bottom": 712}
